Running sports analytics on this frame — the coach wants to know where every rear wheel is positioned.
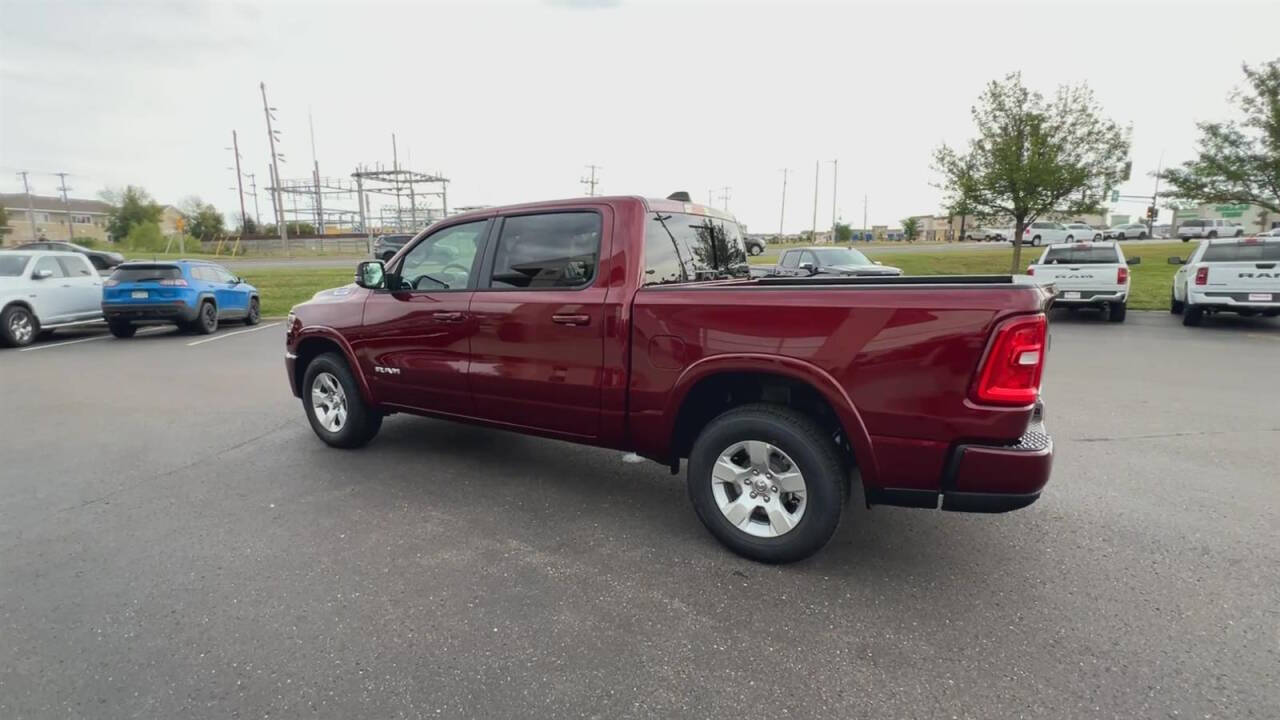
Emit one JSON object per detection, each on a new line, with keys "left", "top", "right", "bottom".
{"left": 302, "top": 352, "right": 382, "bottom": 448}
{"left": 195, "top": 300, "right": 217, "bottom": 334}
{"left": 1065, "top": 235, "right": 1074, "bottom": 243}
{"left": 1170, "top": 288, "right": 1184, "bottom": 314}
{"left": 1138, "top": 232, "right": 1147, "bottom": 240}
{"left": 1, "top": 305, "right": 38, "bottom": 347}
{"left": 243, "top": 297, "right": 261, "bottom": 325}
{"left": 1032, "top": 235, "right": 1041, "bottom": 246}
{"left": 1234, "top": 230, "right": 1244, "bottom": 237}
{"left": 1207, "top": 231, "right": 1218, "bottom": 239}
{"left": 108, "top": 321, "right": 136, "bottom": 338}
{"left": 1183, "top": 305, "right": 1204, "bottom": 326}
{"left": 1108, "top": 302, "right": 1127, "bottom": 322}
{"left": 687, "top": 404, "right": 846, "bottom": 563}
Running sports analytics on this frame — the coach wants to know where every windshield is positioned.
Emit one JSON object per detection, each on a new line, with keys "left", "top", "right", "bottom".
{"left": 1043, "top": 246, "right": 1120, "bottom": 264}
{"left": 1202, "top": 242, "right": 1280, "bottom": 261}
{"left": 109, "top": 265, "right": 182, "bottom": 282}
{"left": 0, "top": 254, "right": 32, "bottom": 276}
{"left": 813, "top": 248, "right": 872, "bottom": 266}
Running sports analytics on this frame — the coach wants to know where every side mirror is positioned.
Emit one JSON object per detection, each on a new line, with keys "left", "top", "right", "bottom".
{"left": 873, "top": 260, "right": 883, "bottom": 266}
{"left": 355, "top": 260, "right": 385, "bottom": 289}
{"left": 1167, "top": 256, "right": 1185, "bottom": 265}
{"left": 799, "top": 262, "right": 817, "bottom": 275}
{"left": 32, "top": 269, "right": 53, "bottom": 280}
{"left": 1126, "top": 257, "right": 1141, "bottom": 265}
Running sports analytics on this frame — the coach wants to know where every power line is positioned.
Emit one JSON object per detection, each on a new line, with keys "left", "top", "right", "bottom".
{"left": 580, "top": 164, "right": 601, "bottom": 196}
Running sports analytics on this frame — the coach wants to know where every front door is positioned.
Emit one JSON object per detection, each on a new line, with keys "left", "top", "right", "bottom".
{"left": 467, "top": 209, "right": 608, "bottom": 438}
{"left": 353, "top": 219, "right": 492, "bottom": 417}
{"left": 209, "top": 266, "right": 249, "bottom": 317}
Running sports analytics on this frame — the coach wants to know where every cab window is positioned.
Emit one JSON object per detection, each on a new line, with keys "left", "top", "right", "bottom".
{"left": 395, "top": 220, "right": 489, "bottom": 291}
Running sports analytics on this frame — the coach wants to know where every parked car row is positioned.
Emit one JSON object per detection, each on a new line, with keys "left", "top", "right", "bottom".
{"left": 15, "top": 240, "right": 125, "bottom": 270}
{"left": 0, "top": 251, "right": 259, "bottom": 348}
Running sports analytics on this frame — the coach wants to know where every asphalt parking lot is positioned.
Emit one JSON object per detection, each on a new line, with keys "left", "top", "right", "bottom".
{"left": 2, "top": 312, "right": 1277, "bottom": 719}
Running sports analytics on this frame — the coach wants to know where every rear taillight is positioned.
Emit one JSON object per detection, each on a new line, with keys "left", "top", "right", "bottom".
{"left": 972, "top": 314, "right": 1047, "bottom": 407}
{"left": 1023, "top": 228, "right": 1030, "bottom": 235}
{"left": 1195, "top": 266, "right": 1208, "bottom": 285}
{"left": 159, "top": 279, "right": 188, "bottom": 287}
{"left": 104, "top": 279, "right": 118, "bottom": 287}
{"left": 1026, "top": 266, "right": 1034, "bottom": 276}
{"left": 1117, "top": 267, "right": 1128, "bottom": 284}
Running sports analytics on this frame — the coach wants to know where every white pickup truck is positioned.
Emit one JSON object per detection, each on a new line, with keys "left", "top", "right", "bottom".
{"left": 1176, "top": 218, "right": 1244, "bottom": 241}
{"left": 1170, "top": 236, "right": 1280, "bottom": 326}
{"left": 0, "top": 250, "right": 104, "bottom": 347}
{"left": 1027, "top": 241, "right": 1137, "bottom": 322}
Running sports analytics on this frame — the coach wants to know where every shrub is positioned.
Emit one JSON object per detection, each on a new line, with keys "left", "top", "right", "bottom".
{"left": 72, "top": 236, "right": 102, "bottom": 248}
{"left": 123, "top": 222, "right": 167, "bottom": 252}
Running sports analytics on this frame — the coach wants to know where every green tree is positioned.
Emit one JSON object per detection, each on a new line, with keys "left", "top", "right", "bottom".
{"left": 238, "top": 217, "right": 258, "bottom": 235}
{"left": 102, "top": 186, "right": 163, "bottom": 242}
{"left": 123, "top": 221, "right": 166, "bottom": 252}
{"left": 901, "top": 217, "right": 921, "bottom": 242}
{"left": 1159, "top": 59, "right": 1280, "bottom": 214}
{"left": 833, "top": 221, "right": 853, "bottom": 243}
{"left": 179, "top": 197, "right": 225, "bottom": 240}
{"left": 934, "top": 72, "right": 1130, "bottom": 273}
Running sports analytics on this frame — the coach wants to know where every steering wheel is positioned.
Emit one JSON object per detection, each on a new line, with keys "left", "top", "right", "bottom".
{"left": 441, "top": 263, "right": 469, "bottom": 275}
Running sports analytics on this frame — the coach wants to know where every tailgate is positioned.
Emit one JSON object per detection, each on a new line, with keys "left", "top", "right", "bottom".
{"left": 1206, "top": 262, "right": 1280, "bottom": 296}
{"left": 1034, "top": 265, "right": 1120, "bottom": 292}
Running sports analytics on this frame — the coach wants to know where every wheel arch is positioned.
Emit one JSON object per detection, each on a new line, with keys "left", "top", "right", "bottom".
{"left": 292, "top": 328, "right": 375, "bottom": 406}
{"left": 662, "top": 355, "right": 878, "bottom": 487}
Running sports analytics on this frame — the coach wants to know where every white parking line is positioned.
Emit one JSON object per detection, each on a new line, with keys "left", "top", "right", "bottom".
{"left": 186, "top": 322, "right": 281, "bottom": 347}
{"left": 17, "top": 326, "right": 169, "bottom": 352}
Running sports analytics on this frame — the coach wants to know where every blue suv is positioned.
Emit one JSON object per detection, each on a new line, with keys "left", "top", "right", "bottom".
{"left": 102, "top": 260, "right": 260, "bottom": 337}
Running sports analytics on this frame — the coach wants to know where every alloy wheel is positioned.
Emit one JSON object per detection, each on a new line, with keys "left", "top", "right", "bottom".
{"left": 8, "top": 310, "right": 34, "bottom": 344}
{"left": 310, "top": 372, "right": 348, "bottom": 432}
{"left": 710, "top": 440, "right": 807, "bottom": 538}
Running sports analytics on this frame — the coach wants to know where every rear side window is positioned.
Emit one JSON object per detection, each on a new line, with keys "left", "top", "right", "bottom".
{"left": 781, "top": 251, "right": 799, "bottom": 268}
{"left": 491, "top": 212, "right": 600, "bottom": 289}
{"left": 642, "top": 212, "right": 749, "bottom": 287}
{"left": 1202, "top": 243, "right": 1280, "bottom": 261}
{"left": 109, "top": 265, "right": 182, "bottom": 283}
{"left": 33, "top": 256, "right": 68, "bottom": 278}
{"left": 56, "top": 256, "right": 93, "bottom": 276}
{"left": 1042, "top": 246, "right": 1121, "bottom": 264}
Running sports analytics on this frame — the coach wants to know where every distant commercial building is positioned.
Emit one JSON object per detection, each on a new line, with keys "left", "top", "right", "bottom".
{"left": 1170, "top": 203, "right": 1276, "bottom": 233}
{"left": 0, "top": 193, "right": 113, "bottom": 246}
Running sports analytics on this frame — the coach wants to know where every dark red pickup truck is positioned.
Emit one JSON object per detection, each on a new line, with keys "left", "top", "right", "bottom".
{"left": 284, "top": 194, "right": 1054, "bottom": 562}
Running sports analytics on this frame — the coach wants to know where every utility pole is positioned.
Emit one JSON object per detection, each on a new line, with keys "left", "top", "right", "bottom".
{"left": 580, "top": 164, "right": 601, "bottom": 196}
{"left": 309, "top": 109, "right": 324, "bottom": 234}
{"left": 392, "top": 133, "right": 402, "bottom": 230}
{"left": 1149, "top": 152, "right": 1163, "bottom": 238}
{"left": 828, "top": 159, "right": 838, "bottom": 239}
{"left": 811, "top": 161, "right": 819, "bottom": 241}
{"left": 230, "top": 131, "right": 248, "bottom": 233}
{"left": 17, "top": 171, "right": 37, "bottom": 241}
{"left": 355, "top": 168, "right": 371, "bottom": 253}
{"left": 717, "top": 186, "right": 732, "bottom": 211}
{"left": 56, "top": 172, "right": 74, "bottom": 241}
{"left": 863, "top": 194, "right": 868, "bottom": 242}
{"left": 246, "top": 172, "right": 262, "bottom": 227}
{"left": 259, "top": 81, "right": 288, "bottom": 251}
{"left": 707, "top": 190, "right": 714, "bottom": 206}
{"left": 778, "top": 168, "right": 789, "bottom": 236}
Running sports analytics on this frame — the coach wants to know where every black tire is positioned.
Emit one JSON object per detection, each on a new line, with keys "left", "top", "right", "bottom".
{"left": 1182, "top": 238, "right": 1190, "bottom": 243}
{"left": 1170, "top": 289, "right": 1184, "bottom": 314}
{"left": 1207, "top": 231, "right": 1218, "bottom": 239}
{"left": 195, "top": 300, "right": 217, "bottom": 335}
{"left": 1108, "top": 302, "right": 1127, "bottom": 322}
{"left": 1234, "top": 230, "right": 1244, "bottom": 237}
{"left": 108, "top": 321, "right": 137, "bottom": 338}
{"left": 1183, "top": 305, "right": 1204, "bottom": 327}
{"left": 1137, "top": 232, "right": 1147, "bottom": 240}
{"left": 686, "top": 404, "right": 846, "bottom": 564}
{"left": 301, "top": 352, "right": 383, "bottom": 448}
{"left": 1, "top": 304, "right": 38, "bottom": 348}
{"left": 1065, "top": 235, "right": 1074, "bottom": 243}
{"left": 1032, "top": 235, "right": 1041, "bottom": 246}
{"left": 243, "top": 297, "right": 261, "bottom": 325}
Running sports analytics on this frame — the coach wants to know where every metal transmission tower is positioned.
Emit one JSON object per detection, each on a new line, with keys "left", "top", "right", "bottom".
{"left": 17, "top": 171, "right": 37, "bottom": 238}
{"left": 259, "top": 81, "right": 287, "bottom": 250}
{"left": 55, "top": 172, "right": 74, "bottom": 240}
{"left": 580, "top": 164, "right": 601, "bottom": 196}
{"left": 245, "top": 173, "right": 262, "bottom": 227}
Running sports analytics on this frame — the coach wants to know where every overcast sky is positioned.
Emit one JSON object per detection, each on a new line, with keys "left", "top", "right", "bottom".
{"left": 2, "top": 0, "right": 1278, "bottom": 232}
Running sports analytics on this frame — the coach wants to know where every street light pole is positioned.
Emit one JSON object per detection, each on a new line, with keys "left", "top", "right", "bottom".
{"left": 778, "top": 168, "right": 789, "bottom": 236}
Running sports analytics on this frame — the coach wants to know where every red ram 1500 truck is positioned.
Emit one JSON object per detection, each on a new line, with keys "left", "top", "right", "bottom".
{"left": 284, "top": 194, "right": 1054, "bottom": 562}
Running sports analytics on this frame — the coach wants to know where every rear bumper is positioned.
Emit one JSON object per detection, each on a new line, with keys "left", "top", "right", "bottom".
{"left": 865, "top": 405, "right": 1053, "bottom": 513}
{"left": 102, "top": 302, "right": 200, "bottom": 324}
{"left": 1187, "top": 290, "right": 1280, "bottom": 311}
{"left": 1053, "top": 290, "right": 1126, "bottom": 305}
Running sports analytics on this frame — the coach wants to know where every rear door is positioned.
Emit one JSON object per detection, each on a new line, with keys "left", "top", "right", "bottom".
{"left": 54, "top": 254, "right": 103, "bottom": 319}
{"left": 1202, "top": 240, "right": 1280, "bottom": 300}
{"left": 467, "top": 208, "right": 609, "bottom": 438}
{"left": 209, "top": 265, "right": 249, "bottom": 317}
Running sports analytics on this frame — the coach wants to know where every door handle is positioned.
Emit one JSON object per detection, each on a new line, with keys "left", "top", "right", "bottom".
{"left": 552, "top": 314, "right": 590, "bottom": 326}
{"left": 432, "top": 311, "right": 465, "bottom": 322}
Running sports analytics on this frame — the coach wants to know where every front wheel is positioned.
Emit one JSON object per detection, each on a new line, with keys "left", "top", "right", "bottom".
{"left": 303, "top": 352, "right": 383, "bottom": 448}
{"left": 1093, "top": 234, "right": 1103, "bottom": 241}
{"left": 1, "top": 305, "right": 38, "bottom": 347}
{"left": 687, "top": 404, "right": 846, "bottom": 563}
{"left": 1207, "top": 231, "right": 1218, "bottom": 239}
{"left": 1065, "top": 235, "right": 1074, "bottom": 243}
{"left": 243, "top": 297, "right": 260, "bottom": 325}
